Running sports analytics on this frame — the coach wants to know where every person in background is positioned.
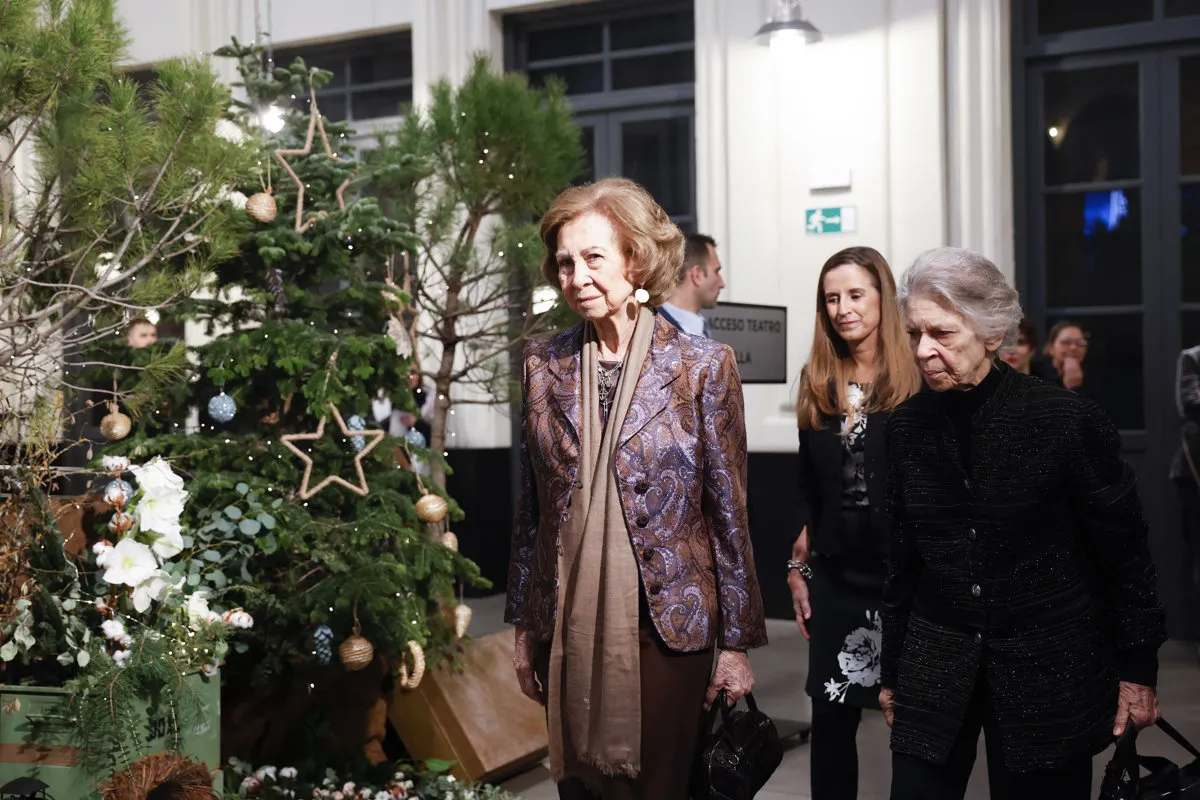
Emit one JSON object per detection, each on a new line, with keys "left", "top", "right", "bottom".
{"left": 1171, "top": 344, "right": 1200, "bottom": 659}
{"left": 1044, "top": 320, "right": 1090, "bottom": 392}
{"left": 658, "top": 233, "right": 724, "bottom": 338}
{"left": 790, "top": 246, "right": 921, "bottom": 800}
{"left": 881, "top": 247, "right": 1165, "bottom": 800}
{"left": 506, "top": 178, "right": 767, "bottom": 800}
{"left": 125, "top": 318, "right": 158, "bottom": 349}
{"left": 999, "top": 317, "right": 1058, "bottom": 381}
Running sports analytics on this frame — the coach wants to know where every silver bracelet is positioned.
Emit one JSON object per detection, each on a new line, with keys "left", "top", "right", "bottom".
{"left": 787, "top": 559, "right": 814, "bottom": 580}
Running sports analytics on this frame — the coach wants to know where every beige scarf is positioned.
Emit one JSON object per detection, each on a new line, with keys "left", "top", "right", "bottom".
{"left": 548, "top": 305, "right": 656, "bottom": 785}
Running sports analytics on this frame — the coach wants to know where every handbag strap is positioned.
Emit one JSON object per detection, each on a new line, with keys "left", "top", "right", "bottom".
{"left": 1157, "top": 719, "right": 1200, "bottom": 761}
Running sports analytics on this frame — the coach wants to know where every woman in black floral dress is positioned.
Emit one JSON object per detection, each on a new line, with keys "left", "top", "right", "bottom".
{"left": 791, "top": 247, "right": 920, "bottom": 799}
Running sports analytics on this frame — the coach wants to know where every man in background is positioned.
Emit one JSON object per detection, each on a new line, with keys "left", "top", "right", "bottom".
{"left": 659, "top": 233, "right": 724, "bottom": 338}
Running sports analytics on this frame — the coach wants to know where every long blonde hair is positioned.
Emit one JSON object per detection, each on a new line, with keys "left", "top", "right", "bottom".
{"left": 796, "top": 246, "right": 920, "bottom": 431}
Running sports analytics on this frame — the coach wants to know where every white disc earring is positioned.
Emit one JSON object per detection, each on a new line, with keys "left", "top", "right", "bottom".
{"left": 634, "top": 287, "right": 650, "bottom": 304}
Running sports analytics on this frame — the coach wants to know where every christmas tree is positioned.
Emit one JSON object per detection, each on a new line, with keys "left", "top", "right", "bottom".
{"left": 99, "top": 40, "right": 488, "bottom": 770}
{"left": 368, "top": 54, "right": 583, "bottom": 489}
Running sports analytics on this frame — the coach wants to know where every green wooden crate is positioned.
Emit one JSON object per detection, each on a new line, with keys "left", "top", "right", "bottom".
{"left": 0, "top": 673, "right": 220, "bottom": 799}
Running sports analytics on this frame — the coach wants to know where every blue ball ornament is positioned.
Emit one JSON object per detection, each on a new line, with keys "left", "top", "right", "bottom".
{"left": 347, "top": 414, "right": 366, "bottom": 453}
{"left": 207, "top": 391, "right": 236, "bottom": 423}
{"left": 404, "top": 428, "right": 426, "bottom": 448}
{"left": 313, "top": 625, "right": 334, "bottom": 665}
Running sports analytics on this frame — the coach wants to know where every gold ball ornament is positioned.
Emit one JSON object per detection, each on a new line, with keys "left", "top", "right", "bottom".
{"left": 415, "top": 494, "right": 448, "bottom": 524}
{"left": 396, "top": 640, "right": 426, "bottom": 690}
{"left": 454, "top": 604, "right": 472, "bottom": 639}
{"left": 100, "top": 410, "right": 132, "bottom": 441}
{"left": 246, "top": 191, "right": 278, "bottom": 223}
{"left": 339, "top": 633, "right": 375, "bottom": 672}
{"left": 439, "top": 531, "right": 458, "bottom": 552}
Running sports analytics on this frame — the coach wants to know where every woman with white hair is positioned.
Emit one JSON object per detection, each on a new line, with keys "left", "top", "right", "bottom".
{"left": 878, "top": 247, "right": 1167, "bottom": 799}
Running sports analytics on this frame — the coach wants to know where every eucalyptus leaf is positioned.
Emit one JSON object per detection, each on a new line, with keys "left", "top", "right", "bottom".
{"left": 61, "top": 599, "right": 77, "bottom": 612}
{"left": 258, "top": 533, "right": 278, "bottom": 555}
{"left": 239, "top": 518, "right": 261, "bottom": 536}
{"left": 272, "top": 498, "right": 283, "bottom": 509}
{"left": 77, "top": 650, "right": 91, "bottom": 668}
{"left": 223, "top": 505, "right": 243, "bottom": 520}
{"left": 234, "top": 641, "right": 249, "bottom": 654}
{"left": 202, "top": 550, "right": 223, "bottom": 563}
{"left": 258, "top": 512, "right": 276, "bottom": 530}
{"left": 189, "top": 559, "right": 203, "bottom": 573}
{"left": 236, "top": 482, "right": 250, "bottom": 495}
{"left": 241, "top": 563, "right": 253, "bottom": 583}
{"left": 54, "top": 650, "right": 73, "bottom": 665}
{"left": 182, "top": 535, "right": 195, "bottom": 548}
{"left": 187, "top": 573, "right": 201, "bottom": 587}
{"left": 1, "top": 641, "right": 18, "bottom": 661}
{"left": 215, "top": 518, "right": 235, "bottom": 534}
{"left": 210, "top": 569, "right": 228, "bottom": 588}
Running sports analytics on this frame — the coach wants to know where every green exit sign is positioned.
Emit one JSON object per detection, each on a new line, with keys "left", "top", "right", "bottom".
{"left": 805, "top": 206, "right": 858, "bottom": 235}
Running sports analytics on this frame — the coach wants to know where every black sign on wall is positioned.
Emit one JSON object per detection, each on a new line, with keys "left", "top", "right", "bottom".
{"left": 700, "top": 302, "right": 788, "bottom": 384}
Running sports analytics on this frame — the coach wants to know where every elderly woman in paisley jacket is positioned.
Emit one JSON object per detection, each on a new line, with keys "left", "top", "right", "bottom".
{"left": 881, "top": 247, "right": 1167, "bottom": 800}
{"left": 504, "top": 177, "right": 768, "bottom": 800}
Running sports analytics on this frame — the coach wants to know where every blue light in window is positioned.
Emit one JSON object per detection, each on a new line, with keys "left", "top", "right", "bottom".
{"left": 1082, "top": 189, "right": 1128, "bottom": 235}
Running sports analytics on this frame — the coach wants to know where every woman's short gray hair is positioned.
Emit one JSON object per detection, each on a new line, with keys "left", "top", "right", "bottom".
{"left": 897, "top": 247, "right": 1023, "bottom": 349}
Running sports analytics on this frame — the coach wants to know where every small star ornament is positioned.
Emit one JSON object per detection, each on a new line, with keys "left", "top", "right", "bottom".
{"left": 280, "top": 403, "right": 384, "bottom": 499}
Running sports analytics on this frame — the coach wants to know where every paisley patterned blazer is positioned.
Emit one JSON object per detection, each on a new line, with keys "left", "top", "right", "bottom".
{"left": 504, "top": 312, "right": 768, "bottom": 653}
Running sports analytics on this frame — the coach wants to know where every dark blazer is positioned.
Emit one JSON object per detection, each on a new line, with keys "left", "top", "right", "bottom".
{"left": 504, "top": 312, "right": 768, "bottom": 653}
{"left": 882, "top": 363, "right": 1166, "bottom": 773}
{"left": 796, "top": 407, "right": 890, "bottom": 560}
{"left": 1171, "top": 345, "right": 1200, "bottom": 481}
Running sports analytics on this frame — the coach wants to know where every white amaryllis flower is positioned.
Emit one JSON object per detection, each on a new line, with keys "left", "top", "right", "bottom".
{"left": 255, "top": 766, "right": 278, "bottom": 781}
{"left": 279, "top": 767, "right": 298, "bottom": 780}
{"left": 141, "top": 523, "right": 185, "bottom": 560}
{"left": 131, "top": 570, "right": 176, "bottom": 613}
{"left": 113, "top": 649, "right": 131, "bottom": 668}
{"left": 92, "top": 541, "right": 114, "bottom": 568}
{"left": 102, "top": 538, "right": 158, "bottom": 587}
{"left": 222, "top": 608, "right": 254, "bottom": 629}
{"left": 102, "top": 455, "right": 130, "bottom": 472}
{"left": 131, "top": 456, "right": 185, "bottom": 493}
{"left": 135, "top": 484, "right": 186, "bottom": 534}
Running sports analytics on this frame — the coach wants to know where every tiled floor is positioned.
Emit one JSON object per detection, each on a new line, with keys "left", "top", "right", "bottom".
{"left": 465, "top": 595, "right": 1200, "bottom": 799}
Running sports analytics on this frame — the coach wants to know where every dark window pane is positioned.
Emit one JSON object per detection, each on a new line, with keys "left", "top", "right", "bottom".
{"left": 527, "top": 24, "right": 603, "bottom": 62}
{"left": 1184, "top": 311, "right": 1200, "bottom": 350}
{"left": 1043, "top": 64, "right": 1140, "bottom": 185}
{"left": 1181, "top": 186, "right": 1200, "bottom": 302}
{"left": 1183, "top": 58, "right": 1200, "bottom": 175}
{"left": 610, "top": 11, "right": 694, "bottom": 50}
{"left": 611, "top": 51, "right": 694, "bottom": 91}
{"left": 621, "top": 115, "right": 692, "bottom": 217}
{"left": 1045, "top": 313, "right": 1143, "bottom": 429}
{"left": 1045, "top": 189, "right": 1142, "bottom": 306}
{"left": 350, "top": 86, "right": 410, "bottom": 120}
{"left": 577, "top": 126, "right": 596, "bottom": 186}
{"left": 1037, "top": 0, "right": 1152, "bottom": 34}
{"left": 527, "top": 63, "right": 603, "bottom": 95}
{"left": 349, "top": 49, "right": 412, "bottom": 84}
{"left": 1167, "top": 0, "right": 1200, "bottom": 17}
{"left": 311, "top": 94, "right": 347, "bottom": 122}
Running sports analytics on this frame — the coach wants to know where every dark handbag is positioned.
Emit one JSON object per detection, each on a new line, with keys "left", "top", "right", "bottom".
{"left": 1099, "top": 719, "right": 1200, "bottom": 799}
{"left": 689, "top": 690, "right": 783, "bottom": 800}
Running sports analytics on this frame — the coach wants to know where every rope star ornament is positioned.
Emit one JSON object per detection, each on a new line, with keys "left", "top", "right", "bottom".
{"left": 274, "top": 80, "right": 361, "bottom": 232}
{"left": 280, "top": 403, "right": 385, "bottom": 499}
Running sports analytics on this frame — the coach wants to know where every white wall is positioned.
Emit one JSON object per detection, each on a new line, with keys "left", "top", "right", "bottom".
{"left": 115, "top": 0, "right": 1013, "bottom": 454}
{"left": 697, "top": 0, "right": 948, "bottom": 452}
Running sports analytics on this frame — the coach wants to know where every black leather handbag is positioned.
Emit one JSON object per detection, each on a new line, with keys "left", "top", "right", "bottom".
{"left": 1099, "top": 719, "right": 1200, "bottom": 799}
{"left": 689, "top": 690, "right": 783, "bottom": 800}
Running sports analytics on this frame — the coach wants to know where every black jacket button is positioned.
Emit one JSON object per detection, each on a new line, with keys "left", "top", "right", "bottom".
{"left": 636, "top": 515, "right": 649, "bottom": 527}
{"left": 635, "top": 481, "right": 649, "bottom": 494}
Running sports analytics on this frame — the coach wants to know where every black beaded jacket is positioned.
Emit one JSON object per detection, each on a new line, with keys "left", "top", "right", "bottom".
{"left": 881, "top": 362, "right": 1167, "bottom": 772}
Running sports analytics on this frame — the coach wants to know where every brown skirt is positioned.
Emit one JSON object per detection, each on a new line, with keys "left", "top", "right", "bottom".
{"left": 535, "top": 620, "right": 714, "bottom": 800}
